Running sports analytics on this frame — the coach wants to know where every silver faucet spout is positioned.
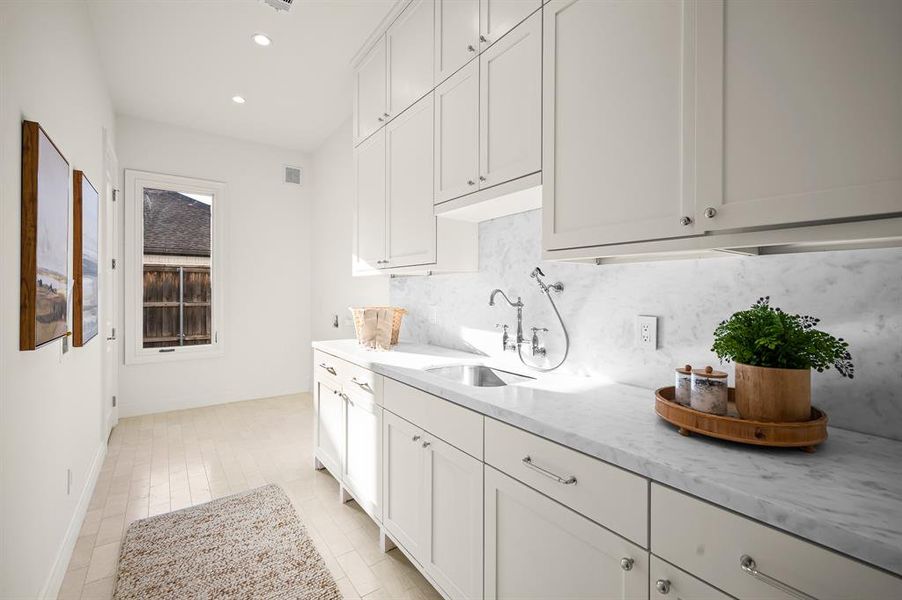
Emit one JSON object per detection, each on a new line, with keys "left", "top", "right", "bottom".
{"left": 489, "top": 289, "right": 523, "bottom": 308}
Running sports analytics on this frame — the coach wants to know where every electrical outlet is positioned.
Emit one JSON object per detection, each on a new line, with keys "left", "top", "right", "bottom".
{"left": 637, "top": 315, "right": 658, "bottom": 350}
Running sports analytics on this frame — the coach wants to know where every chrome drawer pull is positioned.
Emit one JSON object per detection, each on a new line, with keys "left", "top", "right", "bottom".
{"left": 521, "top": 456, "right": 577, "bottom": 485}
{"left": 740, "top": 555, "right": 816, "bottom": 600}
{"left": 351, "top": 377, "right": 372, "bottom": 391}
{"left": 319, "top": 363, "right": 336, "bottom": 376}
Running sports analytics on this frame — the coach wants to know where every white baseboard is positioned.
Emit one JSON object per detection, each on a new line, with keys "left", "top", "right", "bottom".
{"left": 39, "top": 441, "right": 107, "bottom": 599}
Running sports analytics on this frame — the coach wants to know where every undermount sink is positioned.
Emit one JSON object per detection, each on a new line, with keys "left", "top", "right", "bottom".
{"left": 425, "top": 364, "right": 534, "bottom": 387}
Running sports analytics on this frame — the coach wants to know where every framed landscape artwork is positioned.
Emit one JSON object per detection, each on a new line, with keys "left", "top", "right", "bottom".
{"left": 20, "top": 120, "right": 70, "bottom": 351}
{"left": 73, "top": 170, "right": 100, "bottom": 346}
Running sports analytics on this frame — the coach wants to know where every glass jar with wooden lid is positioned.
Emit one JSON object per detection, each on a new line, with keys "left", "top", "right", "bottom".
{"left": 690, "top": 366, "right": 728, "bottom": 415}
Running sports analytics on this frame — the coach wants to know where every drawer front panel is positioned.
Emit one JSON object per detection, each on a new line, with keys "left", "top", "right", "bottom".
{"left": 383, "top": 378, "right": 483, "bottom": 459}
{"left": 484, "top": 418, "right": 648, "bottom": 546}
{"left": 651, "top": 484, "right": 902, "bottom": 599}
{"left": 343, "top": 361, "right": 383, "bottom": 405}
{"left": 650, "top": 555, "right": 734, "bottom": 600}
{"left": 314, "top": 349, "right": 345, "bottom": 388}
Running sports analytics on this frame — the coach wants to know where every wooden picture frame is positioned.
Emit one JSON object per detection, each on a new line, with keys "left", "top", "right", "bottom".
{"left": 73, "top": 170, "right": 100, "bottom": 346}
{"left": 21, "top": 120, "right": 70, "bottom": 351}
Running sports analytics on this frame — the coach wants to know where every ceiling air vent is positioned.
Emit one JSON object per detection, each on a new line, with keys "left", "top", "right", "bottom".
{"left": 284, "top": 165, "right": 303, "bottom": 185}
{"left": 264, "top": 0, "right": 292, "bottom": 12}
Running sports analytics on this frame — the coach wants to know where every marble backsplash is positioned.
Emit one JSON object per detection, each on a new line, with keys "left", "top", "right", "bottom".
{"left": 390, "top": 209, "right": 902, "bottom": 441}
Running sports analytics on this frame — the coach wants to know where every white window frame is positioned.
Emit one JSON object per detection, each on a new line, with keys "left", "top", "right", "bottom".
{"left": 124, "top": 169, "right": 226, "bottom": 365}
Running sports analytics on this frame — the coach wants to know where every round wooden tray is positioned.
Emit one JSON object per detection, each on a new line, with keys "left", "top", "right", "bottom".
{"left": 655, "top": 386, "right": 828, "bottom": 452}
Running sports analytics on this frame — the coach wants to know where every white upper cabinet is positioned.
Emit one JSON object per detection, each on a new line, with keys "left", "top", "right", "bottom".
{"left": 434, "top": 60, "right": 480, "bottom": 204}
{"left": 386, "top": 94, "right": 436, "bottom": 268}
{"left": 696, "top": 0, "right": 902, "bottom": 232}
{"left": 353, "top": 37, "right": 387, "bottom": 146}
{"left": 435, "top": 0, "right": 479, "bottom": 85}
{"left": 479, "top": 10, "right": 541, "bottom": 189}
{"left": 387, "top": 0, "right": 435, "bottom": 122}
{"left": 479, "top": 0, "right": 542, "bottom": 52}
{"left": 484, "top": 467, "right": 649, "bottom": 600}
{"left": 353, "top": 129, "right": 386, "bottom": 273}
{"left": 543, "top": 0, "right": 697, "bottom": 251}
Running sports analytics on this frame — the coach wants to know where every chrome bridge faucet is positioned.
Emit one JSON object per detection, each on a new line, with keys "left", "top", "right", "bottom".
{"left": 489, "top": 289, "right": 524, "bottom": 351}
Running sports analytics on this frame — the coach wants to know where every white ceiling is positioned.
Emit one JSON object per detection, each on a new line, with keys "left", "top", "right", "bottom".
{"left": 88, "top": 0, "right": 394, "bottom": 153}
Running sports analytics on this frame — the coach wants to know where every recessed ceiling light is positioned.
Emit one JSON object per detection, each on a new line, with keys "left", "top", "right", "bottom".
{"left": 252, "top": 33, "right": 272, "bottom": 47}
{"left": 232, "top": 95, "right": 246, "bottom": 104}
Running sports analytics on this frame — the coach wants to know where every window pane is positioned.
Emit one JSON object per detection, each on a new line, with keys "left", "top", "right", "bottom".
{"left": 142, "top": 188, "right": 212, "bottom": 349}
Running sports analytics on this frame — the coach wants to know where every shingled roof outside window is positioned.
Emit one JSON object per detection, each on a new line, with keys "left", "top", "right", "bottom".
{"left": 143, "top": 188, "right": 211, "bottom": 257}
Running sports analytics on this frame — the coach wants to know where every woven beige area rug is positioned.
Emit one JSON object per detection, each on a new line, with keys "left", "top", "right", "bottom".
{"left": 114, "top": 484, "right": 340, "bottom": 600}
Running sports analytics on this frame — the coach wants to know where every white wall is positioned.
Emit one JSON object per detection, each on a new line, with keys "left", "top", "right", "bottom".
{"left": 115, "top": 116, "right": 312, "bottom": 416}
{"left": 310, "top": 119, "right": 389, "bottom": 342}
{"left": 392, "top": 210, "right": 902, "bottom": 441}
{"left": 0, "top": 3, "right": 115, "bottom": 597}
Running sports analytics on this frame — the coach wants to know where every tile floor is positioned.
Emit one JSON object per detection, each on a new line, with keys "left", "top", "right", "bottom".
{"left": 57, "top": 393, "right": 443, "bottom": 600}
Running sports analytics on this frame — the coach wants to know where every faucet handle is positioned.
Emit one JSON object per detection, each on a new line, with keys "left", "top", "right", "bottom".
{"left": 531, "top": 327, "right": 548, "bottom": 334}
{"left": 496, "top": 323, "right": 509, "bottom": 331}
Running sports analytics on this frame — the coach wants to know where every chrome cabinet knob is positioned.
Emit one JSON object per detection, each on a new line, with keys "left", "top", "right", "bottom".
{"left": 467, "top": 44, "right": 476, "bottom": 52}
{"left": 679, "top": 216, "right": 692, "bottom": 226}
{"left": 479, "top": 35, "right": 488, "bottom": 43}
{"left": 412, "top": 435, "right": 421, "bottom": 442}
{"left": 377, "top": 117, "right": 384, "bottom": 122}
{"left": 479, "top": 175, "right": 486, "bottom": 182}
{"left": 383, "top": 112, "right": 390, "bottom": 118}
{"left": 422, "top": 441, "right": 431, "bottom": 448}
{"left": 467, "top": 180, "right": 475, "bottom": 186}
{"left": 620, "top": 558, "right": 634, "bottom": 571}
{"left": 704, "top": 207, "right": 717, "bottom": 218}
{"left": 655, "top": 579, "right": 671, "bottom": 595}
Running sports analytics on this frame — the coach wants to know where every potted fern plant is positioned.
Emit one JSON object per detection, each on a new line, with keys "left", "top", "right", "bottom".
{"left": 711, "top": 297, "right": 854, "bottom": 422}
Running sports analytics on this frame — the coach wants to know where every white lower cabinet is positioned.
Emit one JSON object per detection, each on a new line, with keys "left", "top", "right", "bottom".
{"left": 484, "top": 466, "right": 648, "bottom": 600}
{"left": 313, "top": 377, "right": 343, "bottom": 478}
{"left": 383, "top": 410, "right": 427, "bottom": 557}
{"left": 423, "top": 434, "right": 483, "bottom": 600}
{"left": 342, "top": 388, "right": 382, "bottom": 521}
{"left": 383, "top": 409, "right": 483, "bottom": 600}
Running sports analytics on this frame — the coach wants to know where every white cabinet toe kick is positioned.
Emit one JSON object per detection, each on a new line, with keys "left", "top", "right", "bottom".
{"left": 313, "top": 351, "right": 902, "bottom": 599}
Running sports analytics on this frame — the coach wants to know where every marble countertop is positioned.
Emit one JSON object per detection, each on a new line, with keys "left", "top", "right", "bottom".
{"left": 313, "top": 339, "right": 902, "bottom": 577}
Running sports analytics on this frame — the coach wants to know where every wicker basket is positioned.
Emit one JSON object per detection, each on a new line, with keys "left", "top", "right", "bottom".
{"left": 349, "top": 306, "right": 407, "bottom": 347}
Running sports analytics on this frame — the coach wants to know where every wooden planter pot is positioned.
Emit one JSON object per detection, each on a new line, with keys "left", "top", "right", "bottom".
{"left": 734, "top": 363, "right": 811, "bottom": 422}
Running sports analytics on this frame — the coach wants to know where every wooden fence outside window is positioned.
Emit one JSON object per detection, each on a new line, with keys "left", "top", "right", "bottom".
{"left": 143, "top": 265, "right": 211, "bottom": 348}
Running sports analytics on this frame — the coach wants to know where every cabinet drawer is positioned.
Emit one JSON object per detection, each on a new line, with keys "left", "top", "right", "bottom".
{"left": 484, "top": 418, "right": 648, "bottom": 546}
{"left": 650, "top": 555, "right": 734, "bottom": 600}
{"left": 383, "top": 379, "right": 483, "bottom": 459}
{"left": 651, "top": 484, "right": 902, "bottom": 599}
{"left": 343, "top": 361, "right": 383, "bottom": 405}
{"left": 314, "top": 350, "right": 345, "bottom": 387}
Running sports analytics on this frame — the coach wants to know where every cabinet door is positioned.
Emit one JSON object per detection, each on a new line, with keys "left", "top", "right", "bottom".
{"left": 353, "top": 129, "right": 387, "bottom": 272}
{"left": 479, "top": 0, "right": 541, "bottom": 52}
{"left": 484, "top": 466, "right": 649, "bottom": 600}
{"left": 314, "top": 378, "right": 344, "bottom": 479}
{"left": 696, "top": 0, "right": 902, "bottom": 232}
{"left": 434, "top": 60, "right": 480, "bottom": 204}
{"left": 383, "top": 411, "right": 426, "bottom": 559}
{"left": 343, "top": 391, "right": 383, "bottom": 521}
{"left": 423, "top": 435, "right": 483, "bottom": 600}
{"left": 387, "top": 0, "right": 435, "bottom": 121}
{"left": 354, "top": 37, "right": 387, "bottom": 146}
{"left": 543, "top": 0, "right": 697, "bottom": 251}
{"left": 649, "top": 556, "right": 735, "bottom": 600}
{"left": 479, "top": 10, "right": 541, "bottom": 190}
{"left": 435, "top": 0, "right": 479, "bottom": 85}
{"left": 386, "top": 94, "right": 436, "bottom": 268}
